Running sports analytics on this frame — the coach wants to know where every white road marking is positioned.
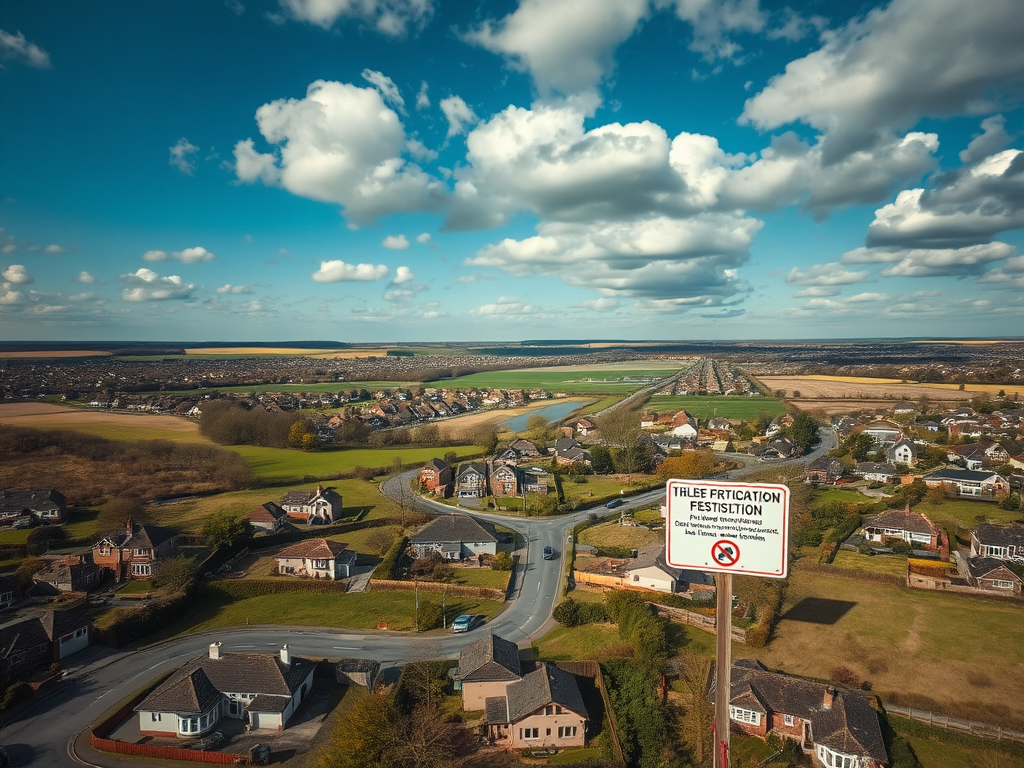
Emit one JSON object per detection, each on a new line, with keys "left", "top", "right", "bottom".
{"left": 333, "top": 646, "right": 363, "bottom": 650}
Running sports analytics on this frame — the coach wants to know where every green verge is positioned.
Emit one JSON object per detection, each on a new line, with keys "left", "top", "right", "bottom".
{"left": 232, "top": 444, "right": 481, "bottom": 482}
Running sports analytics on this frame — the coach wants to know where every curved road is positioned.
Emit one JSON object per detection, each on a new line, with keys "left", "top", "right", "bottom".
{"left": 1, "top": 429, "right": 833, "bottom": 766}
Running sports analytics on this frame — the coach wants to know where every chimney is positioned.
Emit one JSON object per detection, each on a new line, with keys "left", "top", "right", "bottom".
{"left": 280, "top": 644, "right": 291, "bottom": 666}
{"left": 823, "top": 687, "right": 835, "bottom": 709}
{"left": 209, "top": 642, "right": 222, "bottom": 660}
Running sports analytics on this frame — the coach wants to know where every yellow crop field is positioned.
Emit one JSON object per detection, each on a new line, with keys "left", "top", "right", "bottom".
{"left": 760, "top": 375, "right": 1019, "bottom": 400}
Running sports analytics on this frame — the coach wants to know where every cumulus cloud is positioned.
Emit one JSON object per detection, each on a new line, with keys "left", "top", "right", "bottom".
{"left": 73, "top": 271, "right": 95, "bottom": 284}
{"left": 440, "top": 95, "right": 478, "bottom": 138}
{"left": 120, "top": 268, "right": 195, "bottom": 301}
{"left": 0, "top": 29, "right": 51, "bottom": 69}
{"left": 415, "top": 81, "right": 430, "bottom": 109}
{"left": 465, "top": 0, "right": 649, "bottom": 95}
{"left": 169, "top": 138, "right": 200, "bottom": 175}
{"left": 216, "top": 284, "right": 254, "bottom": 294}
{"left": 311, "top": 260, "right": 389, "bottom": 282}
{"left": 842, "top": 242, "right": 1016, "bottom": 277}
{"left": 382, "top": 234, "right": 410, "bottom": 250}
{"left": 383, "top": 281, "right": 427, "bottom": 302}
{"left": 471, "top": 297, "right": 536, "bottom": 316}
{"left": 742, "top": 0, "right": 1024, "bottom": 159}
{"left": 415, "top": 233, "right": 431, "bottom": 243}
{"left": 142, "top": 246, "right": 216, "bottom": 264}
{"left": 0, "top": 286, "right": 24, "bottom": 305}
{"left": 845, "top": 292, "right": 890, "bottom": 303}
{"left": 361, "top": 69, "right": 405, "bottom": 112}
{"left": 42, "top": 244, "right": 66, "bottom": 254}
{"left": 233, "top": 79, "right": 445, "bottom": 224}
{"left": 68, "top": 292, "right": 98, "bottom": 302}
{"left": 2, "top": 264, "right": 33, "bottom": 284}
{"left": 658, "top": 0, "right": 766, "bottom": 61}
{"left": 865, "top": 149, "right": 1024, "bottom": 249}
{"left": 785, "top": 262, "right": 869, "bottom": 286}
{"left": 278, "top": 0, "right": 434, "bottom": 36}
{"left": 792, "top": 286, "right": 839, "bottom": 298}
{"left": 391, "top": 266, "right": 414, "bottom": 284}
{"left": 960, "top": 115, "right": 1013, "bottom": 164}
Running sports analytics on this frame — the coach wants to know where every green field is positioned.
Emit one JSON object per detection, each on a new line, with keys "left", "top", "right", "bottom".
{"left": 578, "top": 519, "right": 662, "bottom": 550}
{"left": 155, "top": 380, "right": 420, "bottom": 396}
{"left": 813, "top": 488, "right": 871, "bottom": 505}
{"left": 749, "top": 568, "right": 1024, "bottom": 727}
{"left": 135, "top": 588, "right": 505, "bottom": 642}
{"left": 912, "top": 498, "right": 1021, "bottom": 529}
{"left": 830, "top": 549, "right": 909, "bottom": 577}
{"left": 232, "top": 444, "right": 480, "bottom": 482}
{"left": 644, "top": 395, "right": 788, "bottom": 422}
{"left": 532, "top": 622, "right": 623, "bottom": 660}
{"left": 434, "top": 367, "right": 680, "bottom": 394}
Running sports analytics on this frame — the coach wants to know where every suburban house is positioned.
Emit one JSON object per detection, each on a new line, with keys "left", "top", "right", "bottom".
{"left": 92, "top": 523, "right": 179, "bottom": 582}
{"left": 246, "top": 502, "right": 288, "bottom": 533}
{"left": 455, "top": 462, "right": 490, "bottom": 498}
{"left": 762, "top": 437, "right": 800, "bottom": 460}
{"left": 508, "top": 439, "right": 541, "bottom": 456}
{"left": 922, "top": 469, "right": 1008, "bottom": 499}
{"left": 893, "top": 401, "right": 917, "bottom": 415}
{"left": 484, "top": 662, "right": 589, "bottom": 750}
{"left": 0, "top": 489, "right": 67, "bottom": 524}
{"left": 409, "top": 513, "right": 499, "bottom": 560}
{"left": 0, "top": 610, "right": 93, "bottom": 687}
{"left": 970, "top": 523, "right": 1024, "bottom": 562}
{"left": 887, "top": 438, "right": 918, "bottom": 466}
{"left": 494, "top": 447, "right": 523, "bottom": 466}
{"left": 672, "top": 411, "right": 699, "bottom": 439}
{"left": 575, "top": 419, "right": 596, "bottom": 436}
{"left": 490, "top": 463, "right": 520, "bottom": 497}
{"left": 276, "top": 538, "right": 355, "bottom": 579}
{"left": 136, "top": 643, "right": 315, "bottom": 738}
{"left": 853, "top": 462, "right": 898, "bottom": 483}
{"left": 0, "top": 575, "right": 18, "bottom": 610}
{"left": 457, "top": 632, "right": 523, "bottom": 711}
{"left": 707, "top": 417, "right": 734, "bottom": 432}
{"left": 863, "top": 507, "right": 940, "bottom": 550}
{"left": 280, "top": 486, "right": 342, "bottom": 524}
{"left": 418, "top": 459, "right": 453, "bottom": 496}
{"left": 804, "top": 457, "right": 845, "bottom": 484}
{"left": 31, "top": 554, "right": 100, "bottom": 593}
{"left": 551, "top": 438, "right": 593, "bottom": 467}
{"left": 623, "top": 550, "right": 689, "bottom": 594}
{"left": 860, "top": 420, "right": 902, "bottom": 447}
{"left": 720, "top": 659, "right": 888, "bottom": 768}
{"left": 962, "top": 557, "right": 1023, "bottom": 595}
{"left": 949, "top": 442, "right": 1010, "bottom": 469}
{"left": 42, "top": 608, "right": 94, "bottom": 660}
{"left": 766, "top": 413, "right": 793, "bottom": 438}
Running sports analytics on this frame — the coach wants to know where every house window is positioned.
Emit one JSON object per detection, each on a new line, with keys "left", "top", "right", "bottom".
{"left": 990, "top": 580, "right": 1014, "bottom": 589}
{"left": 783, "top": 714, "right": 795, "bottom": 726}
{"left": 135, "top": 549, "right": 149, "bottom": 556}
{"left": 132, "top": 563, "right": 152, "bottom": 576}
{"left": 555, "top": 705, "right": 563, "bottom": 714}
{"left": 730, "top": 707, "right": 761, "bottom": 725}
{"left": 546, "top": 728, "right": 551, "bottom": 736}
{"left": 520, "top": 727, "right": 539, "bottom": 740}
{"left": 99, "top": 547, "right": 110, "bottom": 556}
{"left": 151, "top": 713, "right": 162, "bottom": 722}
{"left": 817, "top": 745, "right": 860, "bottom": 768}
{"left": 558, "top": 726, "right": 578, "bottom": 738}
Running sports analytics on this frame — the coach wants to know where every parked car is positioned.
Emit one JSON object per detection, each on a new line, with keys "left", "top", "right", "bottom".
{"left": 542, "top": 546, "right": 555, "bottom": 560}
{"left": 452, "top": 614, "right": 483, "bottom": 633}
{"left": 606, "top": 499, "right": 624, "bottom": 509}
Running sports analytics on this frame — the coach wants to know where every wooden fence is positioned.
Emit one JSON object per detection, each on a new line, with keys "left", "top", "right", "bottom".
{"left": 886, "top": 704, "right": 1024, "bottom": 743}
{"left": 651, "top": 603, "right": 748, "bottom": 643}
{"left": 369, "top": 578, "right": 506, "bottom": 601}
{"left": 91, "top": 737, "right": 248, "bottom": 764}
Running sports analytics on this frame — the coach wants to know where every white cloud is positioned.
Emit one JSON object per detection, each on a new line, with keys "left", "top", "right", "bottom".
{"left": 382, "top": 234, "right": 410, "bottom": 250}
{"left": 845, "top": 292, "right": 890, "bottom": 303}
{"left": 0, "top": 286, "right": 24, "bottom": 305}
{"left": 142, "top": 246, "right": 216, "bottom": 263}
{"left": 233, "top": 79, "right": 445, "bottom": 225}
{"left": 0, "top": 29, "right": 51, "bottom": 69}
{"left": 361, "top": 69, "right": 405, "bottom": 112}
{"left": 658, "top": 0, "right": 766, "bottom": 61}
{"left": 406, "top": 138, "right": 437, "bottom": 161}
{"left": 843, "top": 242, "right": 1016, "bottom": 277}
{"left": 415, "top": 81, "right": 430, "bottom": 109}
{"left": 216, "top": 284, "right": 254, "bottom": 294}
{"left": 169, "top": 138, "right": 200, "bottom": 175}
{"left": 465, "top": 0, "right": 649, "bottom": 95}
{"left": 42, "top": 244, "right": 66, "bottom": 254}
{"left": 454, "top": 273, "right": 493, "bottom": 284}
{"left": 278, "top": 0, "right": 433, "bottom": 36}
{"left": 765, "top": 8, "right": 826, "bottom": 42}
{"left": 785, "top": 262, "right": 869, "bottom": 286}
{"left": 68, "top": 292, "right": 97, "bottom": 302}
{"left": 742, "top": 0, "right": 1024, "bottom": 159}
{"left": 120, "top": 268, "right": 195, "bottom": 301}
{"left": 415, "top": 233, "right": 431, "bottom": 243}
{"left": 574, "top": 297, "right": 619, "bottom": 311}
{"left": 73, "top": 271, "right": 95, "bottom": 284}
{"left": 865, "top": 149, "right": 1024, "bottom": 249}
{"left": 960, "top": 115, "right": 1013, "bottom": 164}
{"left": 311, "top": 260, "right": 389, "bottom": 282}
{"left": 439, "top": 95, "right": 477, "bottom": 138}
{"left": 471, "top": 297, "right": 536, "bottom": 316}
{"left": 391, "top": 266, "right": 414, "bottom": 284}
{"left": 792, "top": 286, "right": 839, "bottom": 298}
{"left": 2, "top": 264, "right": 33, "bottom": 285}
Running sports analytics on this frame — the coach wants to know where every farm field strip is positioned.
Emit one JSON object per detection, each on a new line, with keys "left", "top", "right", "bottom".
{"left": 0, "top": 403, "right": 210, "bottom": 443}
{"left": 0, "top": 350, "right": 114, "bottom": 358}
{"left": 644, "top": 395, "right": 788, "bottom": 420}
{"left": 760, "top": 375, "right": 1016, "bottom": 399}
{"left": 438, "top": 367, "right": 680, "bottom": 392}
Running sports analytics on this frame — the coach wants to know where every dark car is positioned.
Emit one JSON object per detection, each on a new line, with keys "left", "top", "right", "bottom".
{"left": 606, "top": 498, "right": 624, "bottom": 509}
{"left": 542, "top": 545, "right": 555, "bottom": 560}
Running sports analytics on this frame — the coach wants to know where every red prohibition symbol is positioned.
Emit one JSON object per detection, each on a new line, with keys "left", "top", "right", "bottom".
{"left": 711, "top": 539, "right": 740, "bottom": 567}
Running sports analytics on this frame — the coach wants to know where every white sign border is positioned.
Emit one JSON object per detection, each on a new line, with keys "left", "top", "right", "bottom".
{"left": 665, "top": 478, "right": 790, "bottom": 579}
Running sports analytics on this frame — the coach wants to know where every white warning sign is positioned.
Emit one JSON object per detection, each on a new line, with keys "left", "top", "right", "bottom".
{"left": 665, "top": 478, "right": 790, "bottom": 578}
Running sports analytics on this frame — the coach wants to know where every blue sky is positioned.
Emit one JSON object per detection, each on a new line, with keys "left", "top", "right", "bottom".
{"left": 1, "top": 0, "right": 1022, "bottom": 342}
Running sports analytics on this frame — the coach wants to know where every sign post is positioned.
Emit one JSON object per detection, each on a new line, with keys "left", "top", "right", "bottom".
{"left": 665, "top": 478, "right": 790, "bottom": 768}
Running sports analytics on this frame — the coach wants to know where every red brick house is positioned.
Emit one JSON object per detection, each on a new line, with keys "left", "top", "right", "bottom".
{"left": 92, "top": 523, "right": 179, "bottom": 582}
{"left": 418, "top": 458, "right": 453, "bottom": 496}
{"left": 720, "top": 660, "right": 888, "bottom": 767}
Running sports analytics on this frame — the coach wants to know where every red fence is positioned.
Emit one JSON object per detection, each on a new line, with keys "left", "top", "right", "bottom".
{"left": 91, "top": 736, "right": 247, "bottom": 763}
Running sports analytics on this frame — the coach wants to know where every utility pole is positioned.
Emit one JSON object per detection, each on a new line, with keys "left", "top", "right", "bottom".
{"left": 714, "top": 572, "right": 732, "bottom": 768}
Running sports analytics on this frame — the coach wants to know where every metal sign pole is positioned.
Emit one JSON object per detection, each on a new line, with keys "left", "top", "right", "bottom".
{"left": 714, "top": 571, "right": 732, "bottom": 768}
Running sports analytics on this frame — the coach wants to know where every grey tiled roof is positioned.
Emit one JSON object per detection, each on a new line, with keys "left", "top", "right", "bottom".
{"left": 127, "top": 524, "right": 178, "bottom": 550}
{"left": 729, "top": 660, "right": 887, "bottom": 765}
{"left": 137, "top": 667, "right": 222, "bottom": 716}
{"left": 458, "top": 633, "right": 521, "bottom": 682}
{"left": 277, "top": 538, "right": 349, "bottom": 560}
{"left": 246, "top": 694, "right": 292, "bottom": 713}
{"left": 964, "top": 556, "right": 1022, "bottom": 582}
{"left": 39, "top": 608, "right": 90, "bottom": 641}
{"left": 924, "top": 468, "right": 1003, "bottom": 483}
{"left": 505, "top": 663, "right": 589, "bottom": 723}
{"left": 410, "top": 514, "right": 498, "bottom": 545}
{"left": 973, "top": 523, "right": 1024, "bottom": 549}
{"left": 485, "top": 695, "right": 509, "bottom": 724}
{"left": 866, "top": 507, "right": 937, "bottom": 536}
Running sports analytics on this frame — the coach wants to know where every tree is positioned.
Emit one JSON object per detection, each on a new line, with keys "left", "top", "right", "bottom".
{"left": 589, "top": 444, "right": 614, "bottom": 474}
{"left": 320, "top": 693, "right": 400, "bottom": 768}
{"left": 658, "top": 451, "right": 715, "bottom": 481}
{"left": 787, "top": 412, "right": 820, "bottom": 450}
{"left": 442, "top": 450, "right": 458, "bottom": 466}
{"left": 598, "top": 409, "right": 649, "bottom": 482}
{"left": 842, "top": 431, "right": 875, "bottom": 462}
{"left": 525, "top": 413, "right": 549, "bottom": 442}
{"left": 491, "top": 551, "right": 513, "bottom": 571}
{"left": 97, "top": 496, "right": 147, "bottom": 534}
{"left": 201, "top": 512, "right": 253, "bottom": 549}
{"left": 289, "top": 419, "right": 318, "bottom": 450}
{"left": 26, "top": 525, "right": 68, "bottom": 555}
{"left": 155, "top": 555, "right": 199, "bottom": 593}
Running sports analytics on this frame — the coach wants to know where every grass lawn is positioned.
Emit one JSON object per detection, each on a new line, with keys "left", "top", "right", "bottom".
{"left": 450, "top": 568, "right": 511, "bottom": 590}
{"left": 912, "top": 497, "right": 1021, "bottom": 529}
{"left": 116, "top": 580, "right": 154, "bottom": 594}
{"left": 324, "top": 525, "right": 402, "bottom": 554}
{"left": 644, "top": 395, "right": 788, "bottom": 422}
{"left": 813, "top": 488, "right": 870, "bottom": 505}
{"left": 0, "top": 508, "right": 102, "bottom": 545}
{"left": 232, "top": 444, "right": 480, "bottom": 482}
{"left": 159, "top": 380, "right": 421, "bottom": 395}
{"left": 578, "top": 519, "right": 662, "bottom": 550}
{"left": 549, "top": 748, "right": 605, "bottom": 764}
{"left": 136, "top": 587, "right": 506, "bottom": 643}
{"left": 147, "top": 477, "right": 397, "bottom": 533}
{"left": 744, "top": 568, "right": 1024, "bottom": 728}
{"left": 561, "top": 476, "right": 629, "bottom": 502}
{"left": 631, "top": 507, "right": 664, "bottom": 523}
{"left": 531, "top": 622, "right": 623, "bottom": 660}
{"left": 830, "top": 549, "right": 909, "bottom": 577}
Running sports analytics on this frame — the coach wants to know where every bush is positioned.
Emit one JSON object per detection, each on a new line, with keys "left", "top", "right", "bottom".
{"left": 553, "top": 598, "right": 608, "bottom": 627}
{"left": 26, "top": 525, "right": 68, "bottom": 555}
{"left": 417, "top": 599, "right": 443, "bottom": 630}
{"left": 825, "top": 513, "right": 863, "bottom": 545}
{"left": 830, "top": 666, "right": 860, "bottom": 687}
{"left": 491, "top": 551, "right": 513, "bottom": 571}
{"left": 0, "top": 681, "right": 33, "bottom": 710}
{"left": 373, "top": 536, "right": 408, "bottom": 580}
